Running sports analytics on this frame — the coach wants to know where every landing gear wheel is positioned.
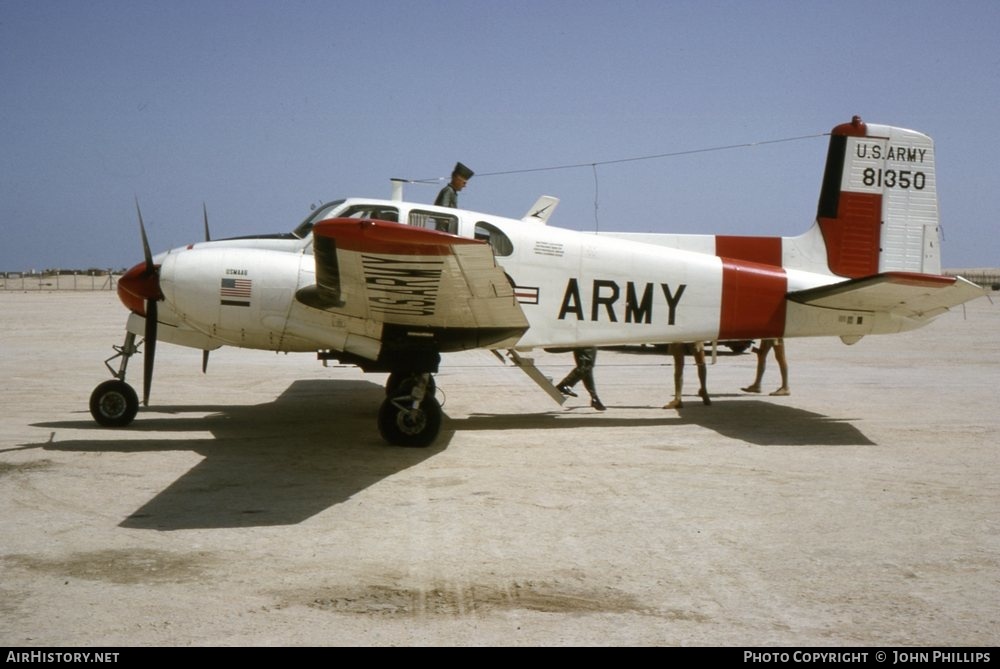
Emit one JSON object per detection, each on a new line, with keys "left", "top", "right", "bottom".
{"left": 377, "top": 394, "right": 442, "bottom": 448}
{"left": 385, "top": 372, "right": 435, "bottom": 398}
{"left": 385, "top": 371, "right": 404, "bottom": 396}
{"left": 89, "top": 379, "right": 139, "bottom": 427}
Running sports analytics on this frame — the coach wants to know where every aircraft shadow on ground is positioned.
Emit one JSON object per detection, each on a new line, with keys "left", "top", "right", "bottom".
{"left": 24, "top": 380, "right": 449, "bottom": 531}
{"left": 455, "top": 397, "right": 875, "bottom": 447}
{"left": 20, "top": 385, "right": 871, "bottom": 531}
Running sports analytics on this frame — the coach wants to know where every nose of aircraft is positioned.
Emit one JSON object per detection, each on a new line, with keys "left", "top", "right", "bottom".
{"left": 117, "top": 260, "right": 162, "bottom": 316}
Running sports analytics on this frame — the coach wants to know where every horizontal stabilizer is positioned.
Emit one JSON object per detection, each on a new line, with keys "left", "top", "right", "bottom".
{"left": 788, "top": 272, "right": 986, "bottom": 318}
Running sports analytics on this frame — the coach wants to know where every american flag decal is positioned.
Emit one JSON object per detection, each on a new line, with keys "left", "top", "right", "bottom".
{"left": 220, "top": 277, "right": 252, "bottom": 306}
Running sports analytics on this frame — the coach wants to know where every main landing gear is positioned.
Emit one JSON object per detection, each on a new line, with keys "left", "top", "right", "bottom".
{"left": 89, "top": 331, "right": 142, "bottom": 427}
{"left": 378, "top": 372, "right": 441, "bottom": 448}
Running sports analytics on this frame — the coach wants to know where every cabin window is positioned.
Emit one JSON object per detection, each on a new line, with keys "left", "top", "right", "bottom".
{"left": 409, "top": 210, "right": 458, "bottom": 234}
{"left": 339, "top": 204, "right": 399, "bottom": 222}
{"left": 474, "top": 222, "right": 513, "bottom": 256}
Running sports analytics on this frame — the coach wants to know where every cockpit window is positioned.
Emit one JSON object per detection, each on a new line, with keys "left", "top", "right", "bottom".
{"left": 474, "top": 221, "right": 514, "bottom": 256}
{"left": 410, "top": 209, "right": 458, "bottom": 235}
{"left": 292, "top": 200, "right": 345, "bottom": 238}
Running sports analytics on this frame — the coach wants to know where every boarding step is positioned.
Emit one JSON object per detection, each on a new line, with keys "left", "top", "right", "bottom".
{"left": 497, "top": 349, "right": 566, "bottom": 406}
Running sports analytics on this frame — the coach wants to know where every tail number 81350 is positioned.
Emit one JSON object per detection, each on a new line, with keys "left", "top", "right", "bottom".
{"left": 863, "top": 168, "right": 926, "bottom": 190}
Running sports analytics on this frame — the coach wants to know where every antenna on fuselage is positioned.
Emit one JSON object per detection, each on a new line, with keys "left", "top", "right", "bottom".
{"left": 390, "top": 178, "right": 406, "bottom": 201}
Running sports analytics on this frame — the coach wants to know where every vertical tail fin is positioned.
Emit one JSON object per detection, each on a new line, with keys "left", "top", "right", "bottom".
{"left": 815, "top": 116, "right": 941, "bottom": 277}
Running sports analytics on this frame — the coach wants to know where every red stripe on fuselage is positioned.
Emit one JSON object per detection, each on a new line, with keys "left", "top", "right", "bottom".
{"left": 313, "top": 218, "right": 482, "bottom": 256}
{"left": 718, "top": 259, "right": 787, "bottom": 340}
{"left": 715, "top": 236, "right": 782, "bottom": 265}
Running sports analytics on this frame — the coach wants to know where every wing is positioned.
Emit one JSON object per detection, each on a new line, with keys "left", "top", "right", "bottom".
{"left": 296, "top": 218, "right": 528, "bottom": 358}
{"left": 789, "top": 272, "right": 986, "bottom": 320}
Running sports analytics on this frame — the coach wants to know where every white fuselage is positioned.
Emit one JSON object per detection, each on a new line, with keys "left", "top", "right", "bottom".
{"left": 134, "top": 197, "right": 890, "bottom": 358}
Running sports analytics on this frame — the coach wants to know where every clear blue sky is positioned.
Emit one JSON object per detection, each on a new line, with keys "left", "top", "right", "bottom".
{"left": 2, "top": 0, "right": 998, "bottom": 271}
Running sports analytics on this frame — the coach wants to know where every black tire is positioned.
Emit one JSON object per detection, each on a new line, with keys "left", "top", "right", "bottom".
{"left": 89, "top": 380, "right": 139, "bottom": 427}
{"left": 385, "top": 371, "right": 405, "bottom": 396}
{"left": 377, "top": 394, "right": 442, "bottom": 448}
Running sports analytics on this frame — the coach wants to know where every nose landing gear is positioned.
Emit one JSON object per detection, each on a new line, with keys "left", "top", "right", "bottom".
{"left": 89, "top": 331, "right": 142, "bottom": 427}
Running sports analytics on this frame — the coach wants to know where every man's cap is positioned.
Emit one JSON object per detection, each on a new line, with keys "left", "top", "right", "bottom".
{"left": 453, "top": 162, "right": 474, "bottom": 179}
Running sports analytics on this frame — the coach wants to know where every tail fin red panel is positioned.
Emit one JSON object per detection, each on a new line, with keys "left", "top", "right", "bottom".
{"left": 819, "top": 190, "right": 882, "bottom": 277}
{"left": 817, "top": 117, "right": 881, "bottom": 277}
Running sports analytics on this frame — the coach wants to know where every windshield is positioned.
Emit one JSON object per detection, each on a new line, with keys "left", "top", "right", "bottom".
{"left": 292, "top": 200, "right": 345, "bottom": 238}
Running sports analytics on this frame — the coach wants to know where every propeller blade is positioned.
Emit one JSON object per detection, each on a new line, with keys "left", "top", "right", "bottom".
{"left": 202, "top": 350, "right": 209, "bottom": 374}
{"left": 130, "top": 199, "right": 161, "bottom": 406}
{"left": 143, "top": 299, "right": 157, "bottom": 406}
{"left": 203, "top": 202, "right": 211, "bottom": 242}
{"left": 135, "top": 197, "right": 154, "bottom": 272}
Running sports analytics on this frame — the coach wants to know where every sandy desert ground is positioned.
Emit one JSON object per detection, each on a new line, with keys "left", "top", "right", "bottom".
{"left": 1, "top": 291, "right": 997, "bottom": 646}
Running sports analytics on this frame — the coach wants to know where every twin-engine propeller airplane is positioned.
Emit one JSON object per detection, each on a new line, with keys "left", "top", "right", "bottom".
{"left": 93, "top": 117, "right": 985, "bottom": 446}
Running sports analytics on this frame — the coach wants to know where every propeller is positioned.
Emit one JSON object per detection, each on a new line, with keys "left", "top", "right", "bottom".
{"left": 116, "top": 199, "right": 163, "bottom": 406}
{"left": 119, "top": 201, "right": 210, "bottom": 394}
{"left": 202, "top": 202, "right": 211, "bottom": 374}
{"left": 143, "top": 293, "right": 157, "bottom": 405}
{"left": 135, "top": 199, "right": 160, "bottom": 406}
{"left": 203, "top": 201, "right": 211, "bottom": 242}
